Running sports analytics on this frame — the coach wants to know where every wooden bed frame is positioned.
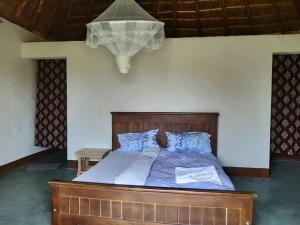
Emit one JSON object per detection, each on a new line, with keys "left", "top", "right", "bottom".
{"left": 49, "top": 112, "right": 256, "bottom": 225}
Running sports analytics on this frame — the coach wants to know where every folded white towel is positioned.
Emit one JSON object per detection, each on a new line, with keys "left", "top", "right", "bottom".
{"left": 175, "top": 166, "right": 223, "bottom": 185}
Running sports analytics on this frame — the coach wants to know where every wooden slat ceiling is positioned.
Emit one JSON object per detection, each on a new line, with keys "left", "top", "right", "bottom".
{"left": 1, "top": 0, "right": 300, "bottom": 40}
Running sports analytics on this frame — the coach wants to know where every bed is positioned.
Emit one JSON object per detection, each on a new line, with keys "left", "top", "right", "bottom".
{"left": 49, "top": 112, "right": 256, "bottom": 225}
{"left": 73, "top": 149, "right": 235, "bottom": 191}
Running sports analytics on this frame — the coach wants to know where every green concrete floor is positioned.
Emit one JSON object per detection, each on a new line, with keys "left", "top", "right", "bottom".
{"left": 232, "top": 161, "right": 300, "bottom": 225}
{"left": 0, "top": 151, "right": 299, "bottom": 225}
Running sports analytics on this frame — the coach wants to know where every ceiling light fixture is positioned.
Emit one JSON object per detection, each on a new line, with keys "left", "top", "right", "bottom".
{"left": 86, "top": 0, "right": 165, "bottom": 74}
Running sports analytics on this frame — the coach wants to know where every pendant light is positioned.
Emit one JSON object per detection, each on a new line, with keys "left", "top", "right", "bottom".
{"left": 86, "top": 0, "right": 165, "bottom": 74}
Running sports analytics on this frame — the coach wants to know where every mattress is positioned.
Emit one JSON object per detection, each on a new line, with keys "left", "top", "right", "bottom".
{"left": 74, "top": 149, "right": 235, "bottom": 191}
{"left": 73, "top": 150, "right": 139, "bottom": 183}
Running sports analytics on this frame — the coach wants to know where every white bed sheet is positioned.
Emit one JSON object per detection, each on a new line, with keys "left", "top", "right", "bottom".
{"left": 73, "top": 150, "right": 139, "bottom": 183}
{"left": 73, "top": 149, "right": 235, "bottom": 191}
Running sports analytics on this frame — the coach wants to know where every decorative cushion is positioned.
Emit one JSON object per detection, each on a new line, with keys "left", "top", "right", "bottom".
{"left": 166, "top": 131, "right": 212, "bottom": 153}
{"left": 118, "top": 129, "right": 159, "bottom": 152}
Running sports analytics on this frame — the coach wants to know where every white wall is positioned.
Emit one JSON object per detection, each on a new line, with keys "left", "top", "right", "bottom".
{"left": 22, "top": 34, "right": 300, "bottom": 169}
{"left": 0, "top": 18, "right": 44, "bottom": 166}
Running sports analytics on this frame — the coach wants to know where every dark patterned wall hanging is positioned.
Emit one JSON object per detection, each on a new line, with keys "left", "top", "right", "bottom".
{"left": 35, "top": 59, "right": 67, "bottom": 150}
{"left": 271, "top": 54, "right": 300, "bottom": 158}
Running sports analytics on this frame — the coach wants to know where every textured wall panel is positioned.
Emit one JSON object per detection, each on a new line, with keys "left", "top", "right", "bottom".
{"left": 35, "top": 59, "right": 67, "bottom": 149}
{"left": 271, "top": 54, "right": 300, "bottom": 157}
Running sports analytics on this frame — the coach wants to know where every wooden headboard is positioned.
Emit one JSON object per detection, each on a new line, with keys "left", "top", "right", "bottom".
{"left": 111, "top": 112, "right": 219, "bottom": 155}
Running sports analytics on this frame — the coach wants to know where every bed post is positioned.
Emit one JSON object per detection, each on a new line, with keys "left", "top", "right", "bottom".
{"left": 50, "top": 183, "right": 61, "bottom": 225}
{"left": 241, "top": 198, "right": 254, "bottom": 225}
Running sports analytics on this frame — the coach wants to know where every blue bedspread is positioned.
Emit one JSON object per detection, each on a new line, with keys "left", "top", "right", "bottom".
{"left": 145, "top": 150, "right": 235, "bottom": 191}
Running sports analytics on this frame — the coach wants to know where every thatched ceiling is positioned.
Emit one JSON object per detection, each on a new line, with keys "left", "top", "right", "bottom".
{"left": 1, "top": 0, "right": 300, "bottom": 40}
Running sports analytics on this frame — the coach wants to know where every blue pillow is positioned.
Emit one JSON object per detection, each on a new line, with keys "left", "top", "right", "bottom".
{"left": 118, "top": 129, "right": 159, "bottom": 152}
{"left": 166, "top": 131, "right": 212, "bottom": 153}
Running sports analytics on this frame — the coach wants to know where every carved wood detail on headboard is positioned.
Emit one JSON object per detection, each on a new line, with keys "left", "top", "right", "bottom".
{"left": 111, "top": 112, "right": 219, "bottom": 156}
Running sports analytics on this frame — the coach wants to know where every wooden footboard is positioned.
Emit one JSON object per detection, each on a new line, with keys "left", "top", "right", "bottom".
{"left": 49, "top": 180, "right": 256, "bottom": 225}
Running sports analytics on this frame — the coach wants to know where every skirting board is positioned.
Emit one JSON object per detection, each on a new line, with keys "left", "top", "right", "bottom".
{"left": 224, "top": 167, "right": 269, "bottom": 178}
{"left": 67, "top": 160, "right": 270, "bottom": 178}
{"left": 67, "top": 160, "right": 78, "bottom": 169}
{"left": 271, "top": 155, "right": 300, "bottom": 161}
{"left": 0, "top": 149, "right": 62, "bottom": 175}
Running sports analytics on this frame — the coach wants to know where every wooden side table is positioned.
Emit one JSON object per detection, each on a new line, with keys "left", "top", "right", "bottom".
{"left": 76, "top": 148, "right": 111, "bottom": 176}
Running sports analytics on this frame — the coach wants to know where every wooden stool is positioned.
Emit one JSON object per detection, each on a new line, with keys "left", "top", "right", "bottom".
{"left": 76, "top": 148, "right": 111, "bottom": 176}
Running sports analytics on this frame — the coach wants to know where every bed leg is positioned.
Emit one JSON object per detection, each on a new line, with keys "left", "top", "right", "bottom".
{"left": 241, "top": 199, "right": 254, "bottom": 225}
{"left": 51, "top": 184, "right": 61, "bottom": 225}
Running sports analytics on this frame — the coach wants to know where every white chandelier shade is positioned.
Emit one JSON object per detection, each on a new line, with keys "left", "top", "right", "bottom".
{"left": 86, "top": 0, "right": 165, "bottom": 74}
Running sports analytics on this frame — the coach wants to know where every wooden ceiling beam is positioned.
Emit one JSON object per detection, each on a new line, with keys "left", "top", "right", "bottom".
{"left": 244, "top": 0, "right": 256, "bottom": 34}
{"left": 64, "top": 0, "right": 75, "bottom": 28}
{"left": 152, "top": 0, "right": 158, "bottom": 19}
{"left": 293, "top": 0, "right": 300, "bottom": 17}
{"left": 87, "top": 0, "right": 95, "bottom": 22}
{"left": 13, "top": 0, "right": 30, "bottom": 20}
{"left": 1, "top": 0, "right": 300, "bottom": 40}
{"left": 45, "top": 0, "right": 62, "bottom": 39}
{"left": 172, "top": 0, "right": 177, "bottom": 37}
{"left": 61, "top": 0, "right": 75, "bottom": 40}
{"left": 194, "top": 0, "right": 202, "bottom": 36}
{"left": 222, "top": 0, "right": 228, "bottom": 35}
{"left": 271, "top": 0, "right": 285, "bottom": 33}
{"left": 30, "top": 0, "right": 44, "bottom": 30}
